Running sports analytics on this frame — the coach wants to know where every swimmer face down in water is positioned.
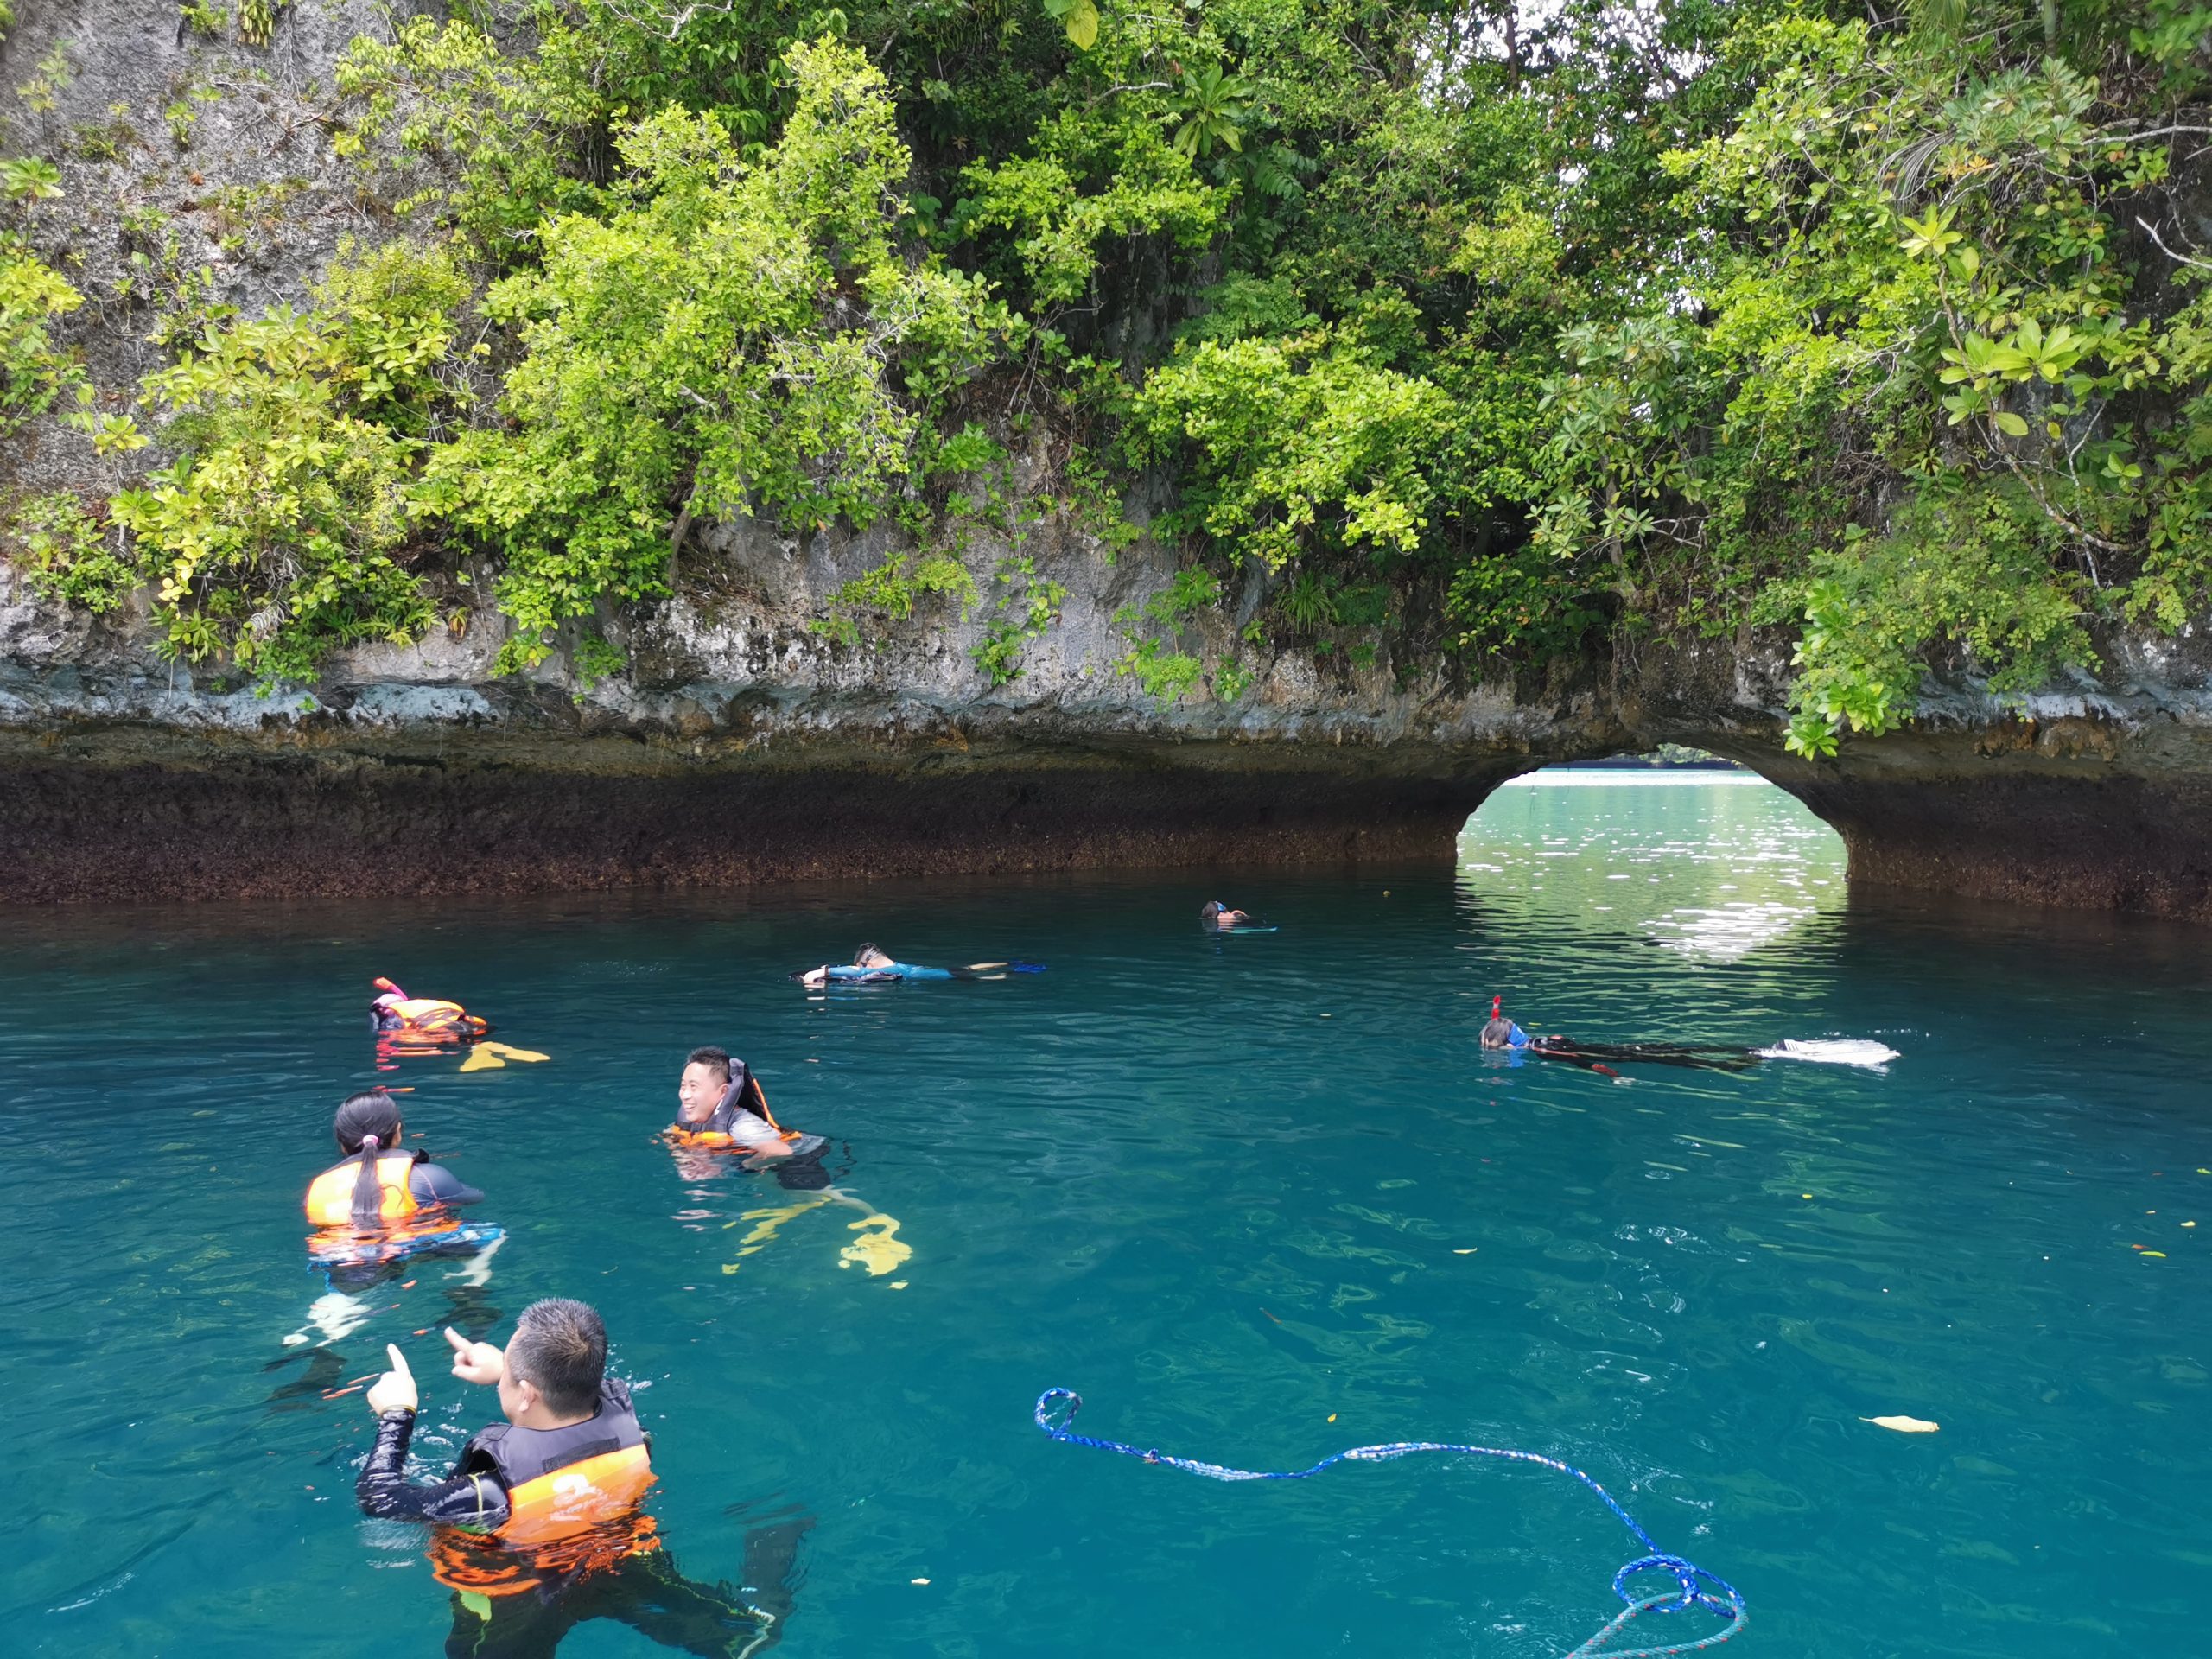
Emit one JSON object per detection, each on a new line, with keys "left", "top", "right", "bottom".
{"left": 796, "top": 944, "right": 894, "bottom": 988}
{"left": 795, "top": 944, "right": 999, "bottom": 987}
{"left": 1478, "top": 998, "right": 1538, "bottom": 1050}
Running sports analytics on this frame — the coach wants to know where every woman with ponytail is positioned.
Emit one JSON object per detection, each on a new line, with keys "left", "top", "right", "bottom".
{"left": 306, "top": 1089, "right": 484, "bottom": 1235}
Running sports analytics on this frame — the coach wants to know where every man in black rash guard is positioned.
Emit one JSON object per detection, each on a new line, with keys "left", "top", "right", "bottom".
{"left": 357, "top": 1300, "right": 802, "bottom": 1657}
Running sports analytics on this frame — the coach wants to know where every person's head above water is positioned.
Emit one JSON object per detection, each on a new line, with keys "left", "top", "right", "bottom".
{"left": 329, "top": 1088, "right": 408, "bottom": 1229}
{"left": 500, "top": 1297, "right": 606, "bottom": 1426}
{"left": 334, "top": 1087, "right": 404, "bottom": 1153}
{"left": 852, "top": 943, "right": 894, "bottom": 969}
{"left": 1201, "top": 900, "right": 1249, "bottom": 924}
{"left": 1479, "top": 995, "right": 1525, "bottom": 1049}
{"left": 677, "top": 1046, "right": 733, "bottom": 1123}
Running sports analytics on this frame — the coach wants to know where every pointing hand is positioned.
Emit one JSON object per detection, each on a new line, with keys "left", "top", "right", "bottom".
{"left": 445, "top": 1325, "right": 505, "bottom": 1386}
{"left": 366, "top": 1344, "right": 418, "bottom": 1416}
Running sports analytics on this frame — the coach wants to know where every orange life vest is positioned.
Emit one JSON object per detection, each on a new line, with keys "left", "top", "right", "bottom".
{"left": 429, "top": 1386, "right": 658, "bottom": 1597}
{"left": 304, "top": 1151, "right": 422, "bottom": 1224}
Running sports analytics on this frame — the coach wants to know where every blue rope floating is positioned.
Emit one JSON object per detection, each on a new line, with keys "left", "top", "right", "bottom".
{"left": 1033, "top": 1389, "right": 1747, "bottom": 1659}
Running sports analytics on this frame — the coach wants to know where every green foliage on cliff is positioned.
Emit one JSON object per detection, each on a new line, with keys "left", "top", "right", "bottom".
{"left": 416, "top": 45, "right": 1013, "bottom": 671}
{"left": 114, "top": 241, "right": 466, "bottom": 680}
{"left": 0, "top": 238, "right": 82, "bottom": 433}
{"left": 10, "top": 0, "right": 2212, "bottom": 742}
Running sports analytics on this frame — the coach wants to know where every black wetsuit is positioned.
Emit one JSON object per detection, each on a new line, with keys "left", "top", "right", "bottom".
{"left": 360, "top": 1405, "right": 514, "bottom": 1528}
{"left": 409, "top": 1161, "right": 486, "bottom": 1207}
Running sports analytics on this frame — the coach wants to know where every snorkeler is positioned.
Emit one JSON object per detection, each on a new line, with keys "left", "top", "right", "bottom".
{"left": 1478, "top": 997, "right": 1535, "bottom": 1050}
{"left": 1200, "top": 900, "right": 1278, "bottom": 932}
{"left": 793, "top": 944, "right": 1041, "bottom": 988}
{"left": 372, "top": 976, "right": 491, "bottom": 1041}
{"left": 1482, "top": 997, "right": 1767, "bottom": 1075}
{"left": 358, "top": 1300, "right": 795, "bottom": 1656}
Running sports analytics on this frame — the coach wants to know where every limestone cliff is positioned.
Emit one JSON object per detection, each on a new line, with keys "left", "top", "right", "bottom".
{"left": 4, "top": 5, "right": 2212, "bottom": 921}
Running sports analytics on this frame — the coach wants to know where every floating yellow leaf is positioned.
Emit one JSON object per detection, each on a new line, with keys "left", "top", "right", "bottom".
{"left": 1863, "top": 1414, "right": 1940, "bottom": 1433}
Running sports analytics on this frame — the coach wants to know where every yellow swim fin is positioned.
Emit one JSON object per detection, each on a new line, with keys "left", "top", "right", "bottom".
{"left": 838, "top": 1213, "right": 913, "bottom": 1277}
{"left": 457, "top": 1040, "right": 551, "bottom": 1071}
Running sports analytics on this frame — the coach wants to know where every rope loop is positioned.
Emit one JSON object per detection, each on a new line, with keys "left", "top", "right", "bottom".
{"left": 1033, "top": 1388, "right": 1747, "bottom": 1659}
{"left": 1610, "top": 1553, "right": 1741, "bottom": 1617}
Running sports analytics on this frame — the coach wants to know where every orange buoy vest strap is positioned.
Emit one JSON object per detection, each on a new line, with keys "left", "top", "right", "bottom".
{"left": 305, "top": 1150, "right": 423, "bottom": 1224}
{"left": 461, "top": 1384, "right": 654, "bottom": 1547}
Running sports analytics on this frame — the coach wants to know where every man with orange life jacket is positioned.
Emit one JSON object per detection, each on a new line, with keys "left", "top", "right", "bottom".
{"left": 667, "top": 1046, "right": 831, "bottom": 1192}
{"left": 359, "top": 1300, "right": 648, "bottom": 1534}
{"left": 357, "top": 1301, "right": 788, "bottom": 1656}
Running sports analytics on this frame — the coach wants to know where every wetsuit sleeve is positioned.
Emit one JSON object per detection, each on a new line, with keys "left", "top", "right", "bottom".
{"left": 410, "top": 1162, "right": 485, "bottom": 1207}
{"left": 356, "top": 1410, "right": 511, "bottom": 1529}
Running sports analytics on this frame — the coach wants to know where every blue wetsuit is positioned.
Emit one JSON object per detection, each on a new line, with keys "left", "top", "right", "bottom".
{"left": 818, "top": 960, "right": 955, "bottom": 983}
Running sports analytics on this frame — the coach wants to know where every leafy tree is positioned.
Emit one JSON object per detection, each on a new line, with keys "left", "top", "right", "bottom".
{"left": 413, "top": 40, "right": 1014, "bottom": 671}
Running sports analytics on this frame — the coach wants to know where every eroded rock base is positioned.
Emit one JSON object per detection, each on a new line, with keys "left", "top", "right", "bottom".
{"left": 1796, "top": 774, "right": 2212, "bottom": 924}
{"left": 0, "top": 747, "right": 1497, "bottom": 904}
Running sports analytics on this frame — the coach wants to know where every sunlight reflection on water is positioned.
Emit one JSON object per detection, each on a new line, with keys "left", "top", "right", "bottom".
{"left": 1463, "top": 770, "right": 1845, "bottom": 962}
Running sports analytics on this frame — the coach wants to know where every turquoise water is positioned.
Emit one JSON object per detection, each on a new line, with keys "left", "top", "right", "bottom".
{"left": 5, "top": 770, "right": 2210, "bottom": 1656}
